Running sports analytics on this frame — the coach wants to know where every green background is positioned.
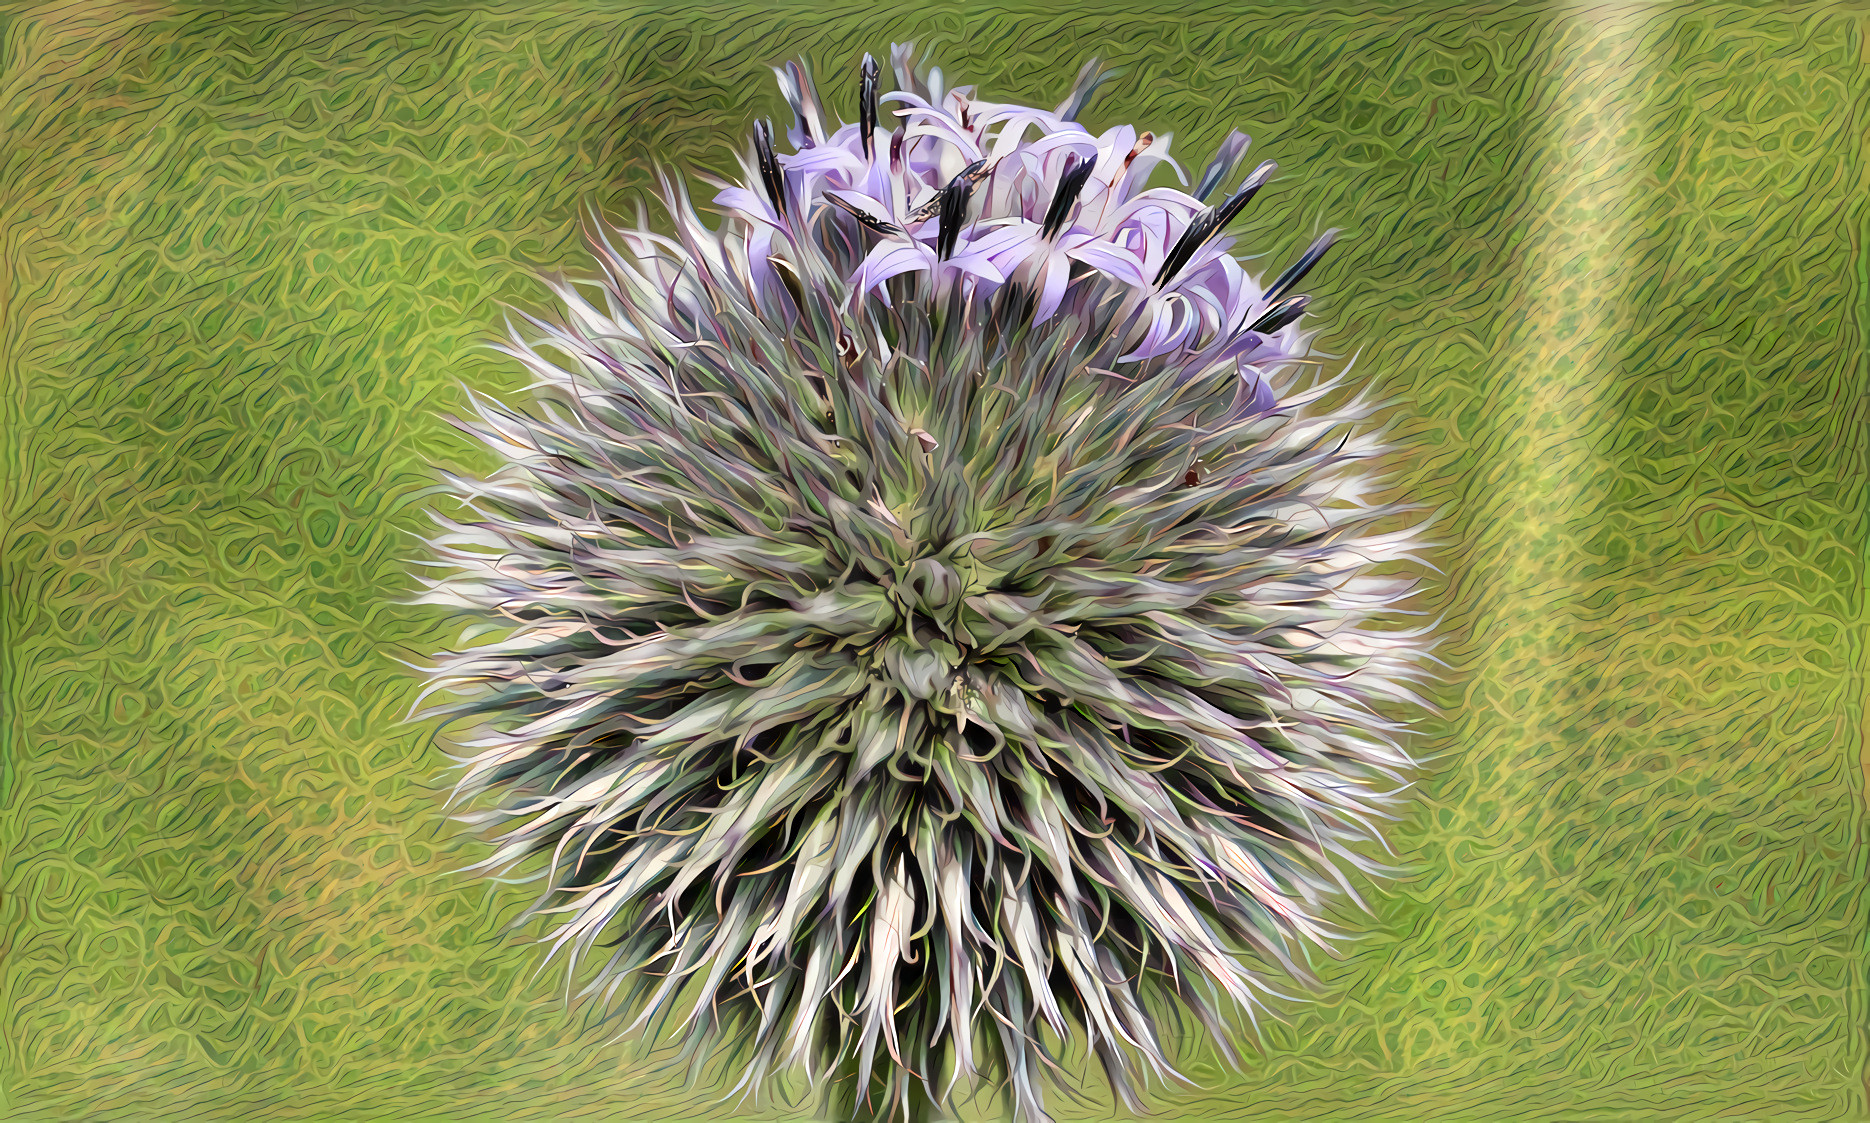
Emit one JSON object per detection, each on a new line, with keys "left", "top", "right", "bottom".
{"left": 3, "top": 2, "right": 1865, "bottom": 1120}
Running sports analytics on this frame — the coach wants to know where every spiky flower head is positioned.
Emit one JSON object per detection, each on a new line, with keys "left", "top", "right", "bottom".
{"left": 412, "top": 42, "right": 1440, "bottom": 1123}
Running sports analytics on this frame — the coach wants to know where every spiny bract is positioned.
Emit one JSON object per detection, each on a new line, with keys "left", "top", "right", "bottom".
{"left": 412, "top": 42, "right": 1441, "bottom": 1123}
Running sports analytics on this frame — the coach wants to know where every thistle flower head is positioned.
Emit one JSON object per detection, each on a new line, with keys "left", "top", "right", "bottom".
{"left": 413, "top": 42, "right": 1440, "bottom": 1123}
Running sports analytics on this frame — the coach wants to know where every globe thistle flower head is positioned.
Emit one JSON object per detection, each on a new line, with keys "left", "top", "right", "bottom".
{"left": 412, "top": 42, "right": 1441, "bottom": 1123}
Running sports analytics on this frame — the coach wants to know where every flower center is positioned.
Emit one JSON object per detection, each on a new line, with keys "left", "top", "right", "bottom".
{"left": 892, "top": 556, "right": 964, "bottom": 614}
{"left": 881, "top": 555, "right": 987, "bottom": 651}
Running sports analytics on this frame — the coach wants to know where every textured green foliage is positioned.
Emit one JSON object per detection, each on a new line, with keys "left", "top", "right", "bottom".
{"left": 2, "top": 4, "right": 1865, "bottom": 1123}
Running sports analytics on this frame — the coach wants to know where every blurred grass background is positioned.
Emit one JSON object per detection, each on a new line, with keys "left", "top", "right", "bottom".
{"left": 2, "top": 1, "right": 1865, "bottom": 1120}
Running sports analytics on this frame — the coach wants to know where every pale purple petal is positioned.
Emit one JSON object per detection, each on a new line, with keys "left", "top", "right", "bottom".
{"left": 896, "top": 109, "right": 985, "bottom": 158}
{"left": 1032, "top": 251, "right": 1075, "bottom": 324}
{"left": 1066, "top": 239, "right": 1149, "bottom": 288}
{"left": 1180, "top": 255, "right": 1255, "bottom": 339}
{"left": 957, "top": 222, "right": 1039, "bottom": 261}
{"left": 1021, "top": 129, "right": 1101, "bottom": 157}
{"left": 713, "top": 186, "right": 780, "bottom": 228}
{"left": 879, "top": 89, "right": 942, "bottom": 114}
{"left": 1240, "top": 362, "right": 1280, "bottom": 414}
{"left": 1118, "top": 293, "right": 1200, "bottom": 362}
{"left": 848, "top": 241, "right": 934, "bottom": 304}
{"left": 1103, "top": 187, "right": 1205, "bottom": 232}
{"left": 942, "top": 227, "right": 1033, "bottom": 285}
{"left": 781, "top": 146, "right": 866, "bottom": 177}
{"left": 1111, "top": 135, "right": 1189, "bottom": 204}
{"left": 1086, "top": 124, "right": 1138, "bottom": 187}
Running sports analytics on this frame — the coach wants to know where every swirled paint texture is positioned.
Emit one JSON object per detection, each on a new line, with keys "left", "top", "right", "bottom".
{"left": 1, "top": 4, "right": 1864, "bottom": 1122}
